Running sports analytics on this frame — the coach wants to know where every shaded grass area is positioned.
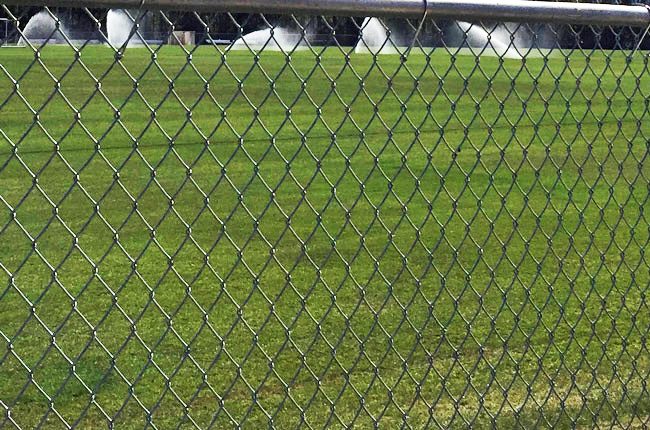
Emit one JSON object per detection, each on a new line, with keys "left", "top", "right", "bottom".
{"left": 1, "top": 44, "right": 650, "bottom": 428}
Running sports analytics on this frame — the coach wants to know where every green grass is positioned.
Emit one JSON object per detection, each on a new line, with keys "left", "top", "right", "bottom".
{"left": 1, "top": 43, "right": 650, "bottom": 428}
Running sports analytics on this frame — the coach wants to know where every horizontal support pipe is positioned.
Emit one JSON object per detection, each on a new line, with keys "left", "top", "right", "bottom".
{"left": 7, "top": 0, "right": 425, "bottom": 17}
{"left": 427, "top": 0, "right": 650, "bottom": 26}
{"left": 2, "top": 0, "right": 650, "bottom": 26}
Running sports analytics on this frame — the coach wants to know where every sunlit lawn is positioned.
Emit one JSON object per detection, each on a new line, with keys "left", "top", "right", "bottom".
{"left": 1, "top": 43, "right": 650, "bottom": 428}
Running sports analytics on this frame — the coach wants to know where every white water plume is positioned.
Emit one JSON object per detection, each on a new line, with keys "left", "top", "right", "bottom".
{"left": 457, "top": 22, "right": 527, "bottom": 59}
{"left": 18, "top": 10, "right": 68, "bottom": 46}
{"left": 231, "top": 27, "right": 307, "bottom": 52}
{"left": 354, "top": 17, "right": 404, "bottom": 55}
{"left": 107, "top": 9, "right": 141, "bottom": 47}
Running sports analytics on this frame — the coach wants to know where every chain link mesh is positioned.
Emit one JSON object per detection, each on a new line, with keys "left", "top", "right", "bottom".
{"left": 1, "top": 3, "right": 650, "bottom": 428}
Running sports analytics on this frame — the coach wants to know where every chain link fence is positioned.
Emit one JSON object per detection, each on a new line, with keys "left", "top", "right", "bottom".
{"left": 1, "top": 1, "right": 650, "bottom": 428}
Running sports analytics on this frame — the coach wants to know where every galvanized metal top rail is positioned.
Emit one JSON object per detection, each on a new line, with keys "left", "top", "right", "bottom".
{"left": 4, "top": 0, "right": 650, "bottom": 26}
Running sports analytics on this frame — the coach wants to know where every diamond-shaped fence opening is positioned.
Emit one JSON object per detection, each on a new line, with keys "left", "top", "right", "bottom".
{"left": 1, "top": 1, "right": 650, "bottom": 428}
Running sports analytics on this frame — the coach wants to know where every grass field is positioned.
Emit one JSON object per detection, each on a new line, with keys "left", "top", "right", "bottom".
{"left": 1, "top": 43, "right": 650, "bottom": 428}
